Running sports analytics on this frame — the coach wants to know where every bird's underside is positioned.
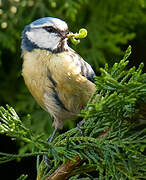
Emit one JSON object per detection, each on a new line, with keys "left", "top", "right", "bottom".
{"left": 22, "top": 48, "right": 96, "bottom": 129}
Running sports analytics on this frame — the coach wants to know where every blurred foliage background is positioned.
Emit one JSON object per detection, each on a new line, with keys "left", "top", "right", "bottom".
{"left": 0, "top": 0, "right": 146, "bottom": 178}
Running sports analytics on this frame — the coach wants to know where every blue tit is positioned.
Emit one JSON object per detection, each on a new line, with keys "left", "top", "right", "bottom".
{"left": 21, "top": 17, "right": 96, "bottom": 131}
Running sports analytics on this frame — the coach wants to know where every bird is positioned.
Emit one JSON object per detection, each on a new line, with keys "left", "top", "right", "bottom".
{"left": 21, "top": 17, "right": 96, "bottom": 139}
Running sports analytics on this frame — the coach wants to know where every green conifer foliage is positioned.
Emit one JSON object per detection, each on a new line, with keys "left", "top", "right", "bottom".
{"left": 0, "top": 1, "right": 146, "bottom": 142}
{"left": 0, "top": 47, "right": 146, "bottom": 179}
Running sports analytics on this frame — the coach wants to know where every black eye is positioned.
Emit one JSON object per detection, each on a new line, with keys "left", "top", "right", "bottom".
{"left": 44, "top": 26, "right": 55, "bottom": 33}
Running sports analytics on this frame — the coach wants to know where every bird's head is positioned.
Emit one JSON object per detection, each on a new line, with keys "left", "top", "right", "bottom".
{"left": 21, "top": 17, "right": 70, "bottom": 53}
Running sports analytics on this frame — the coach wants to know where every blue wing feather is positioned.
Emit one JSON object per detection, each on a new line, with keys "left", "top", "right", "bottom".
{"left": 79, "top": 57, "right": 95, "bottom": 83}
{"left": 70, "top": 49, "right": 95, "bottom": 83}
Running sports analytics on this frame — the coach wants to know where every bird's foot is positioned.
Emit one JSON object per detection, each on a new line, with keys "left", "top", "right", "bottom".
{"left": 76, "top": 119, "right": 85, "bottom": 135}
{"left": 43, "top": 155, "right": 51, "bottom": 168}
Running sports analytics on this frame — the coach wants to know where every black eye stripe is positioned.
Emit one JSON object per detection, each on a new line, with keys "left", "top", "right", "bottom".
{"left": 43, "top": 26, "right": 56, "bottom": 33}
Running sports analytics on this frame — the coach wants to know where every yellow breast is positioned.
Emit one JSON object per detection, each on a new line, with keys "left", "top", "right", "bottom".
{"left": 49, "top": 51, "right": 96, "bottom": 112}
{"left": 22, "top": 49, "right": 52, "bottom": 110}
{"left": 22, "top": 49, "right": 96, "bottom": 125}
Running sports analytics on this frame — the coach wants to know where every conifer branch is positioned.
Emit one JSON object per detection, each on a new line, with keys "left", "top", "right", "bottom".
{"left": 0, "top": 46, "right": 146, "bottom": 179}
{"left": 44, "top": 126, "right": 111, "bottom": 180}
{"left": 43, "top": 102, "right": 146, "bottom": 180}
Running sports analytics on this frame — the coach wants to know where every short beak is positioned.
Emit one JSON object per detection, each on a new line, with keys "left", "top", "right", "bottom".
{"left": 59, "top": 30, "right": 70, "bottom": 39}
{"left": 66, "top": 31, "right": 74, "bottom": 38}
{"left": 60, "top": 30, "right": 73, "bottom": 39}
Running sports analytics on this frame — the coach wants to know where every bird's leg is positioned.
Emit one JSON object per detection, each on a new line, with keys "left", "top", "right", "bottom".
{"left": 77, "top": 119, "right": 85, "bottom": 134}
{"left": 48, "top": 127, "right": 57, "bottom": 143}
{"left": 43, "top": 127, "right": 57, "bottom": 167}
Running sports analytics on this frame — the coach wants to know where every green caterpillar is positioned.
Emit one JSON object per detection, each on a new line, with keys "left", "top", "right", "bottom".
{"left": 67, "top": 28, "right": 88, "bottom": 45}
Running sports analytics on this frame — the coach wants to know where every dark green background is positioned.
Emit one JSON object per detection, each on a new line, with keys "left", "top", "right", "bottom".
{"left": 0, "top": 0, "right": 146, "bottom": 179}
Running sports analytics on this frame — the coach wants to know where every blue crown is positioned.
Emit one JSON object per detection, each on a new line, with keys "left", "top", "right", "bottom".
{"left": 31, "top": 17, "right": 60, "bottom": 26}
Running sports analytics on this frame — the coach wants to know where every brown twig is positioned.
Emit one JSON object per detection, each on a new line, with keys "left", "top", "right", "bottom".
{"left": 45, "top": 156, "right": 84, "bottom": 180}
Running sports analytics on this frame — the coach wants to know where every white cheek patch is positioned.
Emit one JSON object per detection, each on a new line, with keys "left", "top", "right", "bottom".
{"left": 26, "top": 29, "right": 61, "bottom": 50}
